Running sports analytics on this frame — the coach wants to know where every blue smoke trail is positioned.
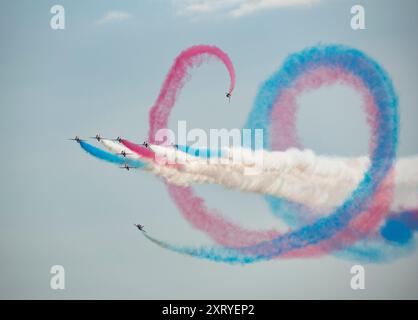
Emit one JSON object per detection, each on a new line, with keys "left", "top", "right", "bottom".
{"left": 266, "top": 196, "right": 417, "bottom": 262}
{"left": 252, "top": 42, "right": 412, "bottom": 261}
{"left": 174, "top": 144, "right": 226, "bottom": 159}
{"left": 143, "top": 231, "right": 415, "bottom": 264}
{"left": 240, "top": 44, "right": 399, "bottom": 261}
{"left": 142, "top": 232, "right": 264, "bottom": 264}
{"left": 380, "top": 214, "right": 416, "bottom": 245}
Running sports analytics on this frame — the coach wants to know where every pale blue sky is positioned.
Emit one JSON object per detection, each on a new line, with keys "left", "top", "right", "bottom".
{"left": 0, "top": 0, "right": 417, "bottom": 299}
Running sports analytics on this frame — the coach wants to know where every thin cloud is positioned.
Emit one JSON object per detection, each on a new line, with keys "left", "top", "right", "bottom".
{"left": 231, "top": 0, "right": 321, "bottom": 17}
{"left": 173, "top": 0, "right": 321, "bottom": 18}
{"left": 174, "top": 0, "right": 241, "bottom": 14}
{"left": 96, "top": 11, "right": 133, "bottom": 25}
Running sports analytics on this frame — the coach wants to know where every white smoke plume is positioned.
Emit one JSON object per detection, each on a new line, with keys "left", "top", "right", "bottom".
{"left": 100, "top": 139, "right": 418, "bottom": 213}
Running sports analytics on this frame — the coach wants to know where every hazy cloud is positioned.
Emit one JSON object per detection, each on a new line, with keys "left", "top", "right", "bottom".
{"left": 173, "top": 0, "right": 321, "bottom": 18}
{"left": 96, "top": 11, "right": 133, "bottom": 25}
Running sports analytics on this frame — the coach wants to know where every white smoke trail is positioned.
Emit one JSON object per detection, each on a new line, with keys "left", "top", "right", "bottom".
{"left": 100, "top": 139, "right": 418, "bottom": 213}
{"left": 100, "top": 139, "right": 216, "bottom": 186}
{"left": 100, "top": 139, "right": 141, "bottom": 160}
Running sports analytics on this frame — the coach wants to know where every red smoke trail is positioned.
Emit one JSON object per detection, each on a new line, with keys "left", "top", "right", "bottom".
{"left": 147, "top": 45, "right": 281, "bottom": 247}
{"left": 148, "top": 45, "right": 235, "bottom": 144}
{"left": 120, "top": 139, "right": 155, "bottom": 160}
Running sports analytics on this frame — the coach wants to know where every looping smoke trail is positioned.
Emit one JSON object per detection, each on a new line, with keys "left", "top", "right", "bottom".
{"left": 145, "top": 44, "right": 400, "bottom": 263}
{"left": 246, "top": 49, "right": 408, "bottom": 261}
